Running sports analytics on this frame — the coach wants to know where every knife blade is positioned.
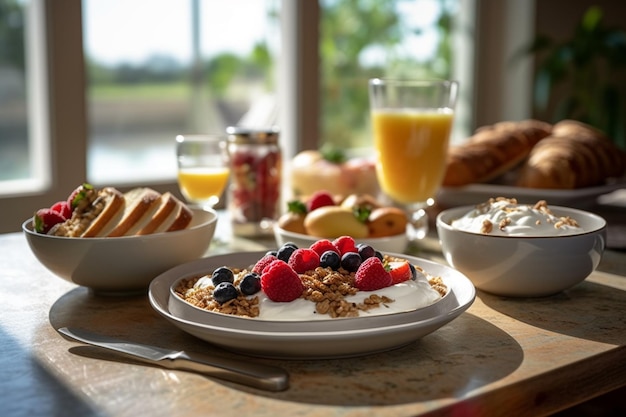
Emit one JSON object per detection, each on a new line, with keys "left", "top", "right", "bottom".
{"left": 57, "top": 327, "right": 289, "bottom": 392}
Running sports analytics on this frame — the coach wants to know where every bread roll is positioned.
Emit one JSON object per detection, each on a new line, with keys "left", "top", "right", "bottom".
{"left": 516, "top": 120, "right": 626, "bottom": 189}
{"left": 443, "top": 119, "right": 552, "bottom": 186}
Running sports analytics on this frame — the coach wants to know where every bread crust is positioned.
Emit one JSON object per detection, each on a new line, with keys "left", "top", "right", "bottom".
{"left": 164, "top": 195, "right": 194, "bottom": 232}
{"left": 517, "top": 121, "right": 626, "bottom": 189}
{"left": 107, "top": 188, "right": 161, "bottom": 237}
{"left": 50, "top": 186, "right": 194, "bottom": 238}
{"left": 443, "top": 119, "right": 552, "bottom": 186}
{"left": 135, "top": 192, "right": 178, "bottom": 235}
{"left": 81, "top": 188, "right": 125, "bottom": 237}
{"left": 443, "top": 118, "right": 625, "bottom": 189}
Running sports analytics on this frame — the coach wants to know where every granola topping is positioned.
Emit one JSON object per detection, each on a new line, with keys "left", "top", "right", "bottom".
{"left": 175, "top": 255, "right": 446, "bottom": 321}
{"left": 452, "top": 197, "right": 583, "bottom": 236}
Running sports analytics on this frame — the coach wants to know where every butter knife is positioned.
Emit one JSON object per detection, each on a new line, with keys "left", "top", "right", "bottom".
{"left": 58, "top": 327, "right": 289, "bottom": 392}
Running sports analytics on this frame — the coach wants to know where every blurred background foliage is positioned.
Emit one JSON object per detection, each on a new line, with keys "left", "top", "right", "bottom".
{"left": 1, "top": 0, "right": 455, "bottom": 150}
{"left": 524, "top": 6, "right": 626, "bottom": 149}
{"left": 81, "top": 0, "right": 456, "bottom": 149}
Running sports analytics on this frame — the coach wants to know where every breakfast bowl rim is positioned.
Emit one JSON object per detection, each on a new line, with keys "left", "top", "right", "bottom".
{"left": 22, "top": 207, "right": 218, "bottom": 241}
{"left": 273, "top": 223, "right": 408, "bottom": 243}
{"left": 436, "top": 204, "right": 607, "bottom": 240}
{"left": 161, "top": 250, "right": 473, "bottom": 333}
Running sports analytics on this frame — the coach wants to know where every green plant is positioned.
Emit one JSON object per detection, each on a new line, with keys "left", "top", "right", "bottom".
{"left": 524, "top": 6, "right": 626, "bottom": 149}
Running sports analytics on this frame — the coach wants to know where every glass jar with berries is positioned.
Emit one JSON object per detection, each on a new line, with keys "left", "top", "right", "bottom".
{"left": 226, "top": 126, "right": 282, "bottom": 237}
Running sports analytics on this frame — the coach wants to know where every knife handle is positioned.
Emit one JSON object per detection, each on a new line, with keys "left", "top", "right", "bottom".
{"left": 163, "top": 351, "right": 289, "bottom": 392}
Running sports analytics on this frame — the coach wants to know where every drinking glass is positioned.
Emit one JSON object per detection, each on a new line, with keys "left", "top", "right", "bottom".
{"left": 368, "top": 78, "right": 459, "bottom": 239}
{"left": 175, "top": 134, "right": 230, "bottom": 209}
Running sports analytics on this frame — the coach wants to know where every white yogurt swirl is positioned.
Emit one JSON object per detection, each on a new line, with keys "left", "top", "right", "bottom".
{"left": 257, "top": 272, "right": 441, "bottom": 320}
{"left": 451, "top": 198, "right": 583, "bottom": 237}
{"left": 193, "top": 267, "right": 443, "bottom": 321}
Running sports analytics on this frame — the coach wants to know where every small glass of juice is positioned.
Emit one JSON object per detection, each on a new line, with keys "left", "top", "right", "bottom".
{"left": 176, "top": 134, "right": 230, "bottom": 209}
{"left": 369, "top": 78, "right": 459, "bottom": 239}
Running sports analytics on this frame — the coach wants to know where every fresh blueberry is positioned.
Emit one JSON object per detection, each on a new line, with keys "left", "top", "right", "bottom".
{"left": 319, "top": 250, "right": 341, "bottom": 270}
{"left": 213, "top": 282, "right": 239, "bottom": 304}
{"left": 239, "top": 272, "right": 262, "bottom": 295}
{"left": 374, "top": 250, "right": 384, "bottom": 261}
{"left": 341, "top": 252, "right": 362, "bottom": 272}
{"left": 277, "top": 244, "right": 297, "bottom": 262}
{"left": 266, "top": 250, "right": 278, "bottom": 257}
{"left": 211, "top": 266, "right": 234, "bottom": 286}
{"left": 357, "top": 244, "right": 376, "bottom": 260}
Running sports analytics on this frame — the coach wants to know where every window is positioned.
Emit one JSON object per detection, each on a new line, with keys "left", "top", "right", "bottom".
{"left": 0, "top": 0, "right": 534, "bottom": 233}
{"left": 0, "top": 0, "right": 50, "bottom": 193}
{"left": 83, "top": 0, "right": 280, "bottom": 185}
{"left": 319, "top": 0, "right": 466, "bottom": 150}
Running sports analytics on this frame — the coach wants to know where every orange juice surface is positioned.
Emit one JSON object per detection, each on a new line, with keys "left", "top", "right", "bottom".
{"left": 177, "top": 167, "right": 230, "bottom": 204}
{"left": 372, "top": 109, "right": 453, "bottom": 204}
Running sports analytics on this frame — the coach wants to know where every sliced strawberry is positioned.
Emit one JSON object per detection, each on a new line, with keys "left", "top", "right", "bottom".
{"left": 306, "top": 190, "right": 335, "bottom": 212}
{"left": 387, "top": 261, "right": 412, "bottom": 284}
{"left": 33, "top": 208, "right": 65, "bottom": 234}
{"left": 354, "top": 257, "right": 392, "bottom": 291}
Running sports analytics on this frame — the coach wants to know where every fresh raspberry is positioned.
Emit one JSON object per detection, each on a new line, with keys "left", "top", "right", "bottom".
{"left": 387, "top": 261, "right": 411, "bottom": 284}
{"left": 306, "top": 190, "right": 335, "bottom": 212}
{"left": 252, "top": 254, "right": 278, "bottom": 274}
{"left": 33, "top": 208, "right": 66, "bottom": 234}
{"left": 50, "top": 200, "right": 72, "bottom": 220}
{"left": 354, "top": 257, "right": 392, "bottom": 291}
{"left": 309, "top": 239, "right": 338, "bottom": 257}
{"left": 261, "top": 260, "right": 304, "bottom": 302}
{"left": 288, "top": 248, "right": 320, "bottom": 274}
{"left": 332, "top": 236, "right": 358, "bottom": 255}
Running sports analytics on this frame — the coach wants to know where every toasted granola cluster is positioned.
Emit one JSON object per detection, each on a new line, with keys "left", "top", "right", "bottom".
{"left": 175, "top": 255, "right": 447, "bottom": 319}
{"left": 477, "top": 197, "right": 580, "bottom": 234}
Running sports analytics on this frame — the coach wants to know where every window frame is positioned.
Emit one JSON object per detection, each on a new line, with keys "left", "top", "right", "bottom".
{"left": 0, "top": 0, "right": 535, "bottom": 233}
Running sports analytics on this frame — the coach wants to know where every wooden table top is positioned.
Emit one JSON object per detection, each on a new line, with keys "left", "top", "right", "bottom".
{"left": 1, "top": 210, "right": 625, "bottom": 417}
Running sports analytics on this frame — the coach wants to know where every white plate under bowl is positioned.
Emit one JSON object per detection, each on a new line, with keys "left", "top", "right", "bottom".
{"left": 148, "top": 252, "right": 475, "bottom": 359}
{"left": 438, "top": 179, "right": 626, "bottom": 209}
{"left": 274, "top": 225, "right": 409, "bottom": 254}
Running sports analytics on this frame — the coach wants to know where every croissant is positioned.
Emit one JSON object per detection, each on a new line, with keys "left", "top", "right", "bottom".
{"left": 516, "top": 120, "right": 626, "bottom": 189}
{"left": 443, "top": 119, "right": 552, "bottom": 186}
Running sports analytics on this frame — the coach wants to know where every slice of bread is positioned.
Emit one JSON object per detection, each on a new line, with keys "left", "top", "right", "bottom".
{"left": 154, "top": 194, "right": 194, "bottom": 234}
{"left": 106, "top": 188, "right": 161, "bottom": 237}
{"left": 134, "top": 192, "right": 178, "bottom": 235}
{"left": 166, "top": 202, "right": 194, "bottom": 232}
{"left": 81, "top": 187, "right": 125, "bottom": 237}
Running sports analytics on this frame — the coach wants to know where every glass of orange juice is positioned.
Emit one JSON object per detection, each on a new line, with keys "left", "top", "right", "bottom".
{"left": 176, "top": 134, "right": 230, "bottom": 209}
{"left": 369, "top": 79, "right": 459, "bottom": 239}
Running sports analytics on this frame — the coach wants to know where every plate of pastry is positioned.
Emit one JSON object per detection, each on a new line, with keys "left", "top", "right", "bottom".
{"left": 439, "top": 119, "right": 626, "bottom": 208}
{"left": 438, "top": 180, "right": 626, "bottom": 208}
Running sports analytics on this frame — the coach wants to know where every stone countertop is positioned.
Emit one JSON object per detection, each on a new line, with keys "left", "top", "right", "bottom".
{"left": 1, "top": 228, "right": 625, "bottom": 417}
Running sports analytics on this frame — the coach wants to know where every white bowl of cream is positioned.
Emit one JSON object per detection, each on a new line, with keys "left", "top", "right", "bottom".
{"left": 436, "top": 199, "right": 607, "bottom": 297}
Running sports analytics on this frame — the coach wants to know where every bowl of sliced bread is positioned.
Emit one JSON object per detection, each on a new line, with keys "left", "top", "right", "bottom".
{"left": 23, "top": 184, "right": 217, "bottom": 294}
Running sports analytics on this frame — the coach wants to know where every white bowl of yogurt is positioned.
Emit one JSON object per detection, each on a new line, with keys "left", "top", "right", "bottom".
{"left": 436, "top": 198, "right": 607, "bottom": 297}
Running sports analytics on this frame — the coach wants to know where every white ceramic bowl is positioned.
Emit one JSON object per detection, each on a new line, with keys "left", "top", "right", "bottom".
{"left": 149, "top": 251, "right": 475, "bottom": 359}
{"left": 274, "top": 225, "right": 409, "bottom": 253}
{"left": 23, "top": 208, "right": 217, "bottom": 294}
{"left": 436, "top": 205, "right": 607, "bottom": 297}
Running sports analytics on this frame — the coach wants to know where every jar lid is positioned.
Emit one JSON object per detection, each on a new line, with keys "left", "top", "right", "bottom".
{"left": 226, "top": 126, "right": 280, "bottom": 144}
